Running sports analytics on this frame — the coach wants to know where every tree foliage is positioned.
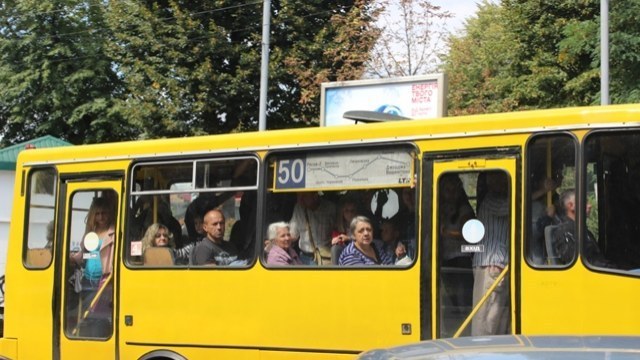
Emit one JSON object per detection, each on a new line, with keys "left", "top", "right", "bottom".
{"left": 0, "top": 0, "right": 135, "bottom": 145}
{"left": 443, "top": 1, "right": 519, "bottom": 115}
{"left": 0, "top": 0, "right": 379, "bottom": 144}
{"left": 444, "top": 0, "right": 640, "bottom": 115}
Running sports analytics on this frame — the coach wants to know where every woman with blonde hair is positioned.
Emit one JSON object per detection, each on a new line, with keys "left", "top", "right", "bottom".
{"left": 72, "top": 196, "right": 115, "bottom": 285}
{"left": 69, "top": 195, "right": 116, "bottom": 334}
{"left": 141, "top": 223, "right": 175, "bottom": 253}
{"left": 141, "top": 223, "right": 192, "bottom": 265}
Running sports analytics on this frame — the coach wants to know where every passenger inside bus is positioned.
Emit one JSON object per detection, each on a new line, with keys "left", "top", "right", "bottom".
{"left": 396, "top": 187, "right": 416, "bottom": 259}
{"left": 530, "top": 171, "right": 562, "bottom": 264}
{"left": 338, "top": 216, "right": 392, "bottom": 265}
{"left": 438, "top": 173, "right": 474, "bottom": 318}
{"left": 265, "top": 222, "right": 302, "bottom": 265}
{"left": 377, "top": 218, "right": 408, "bottom": 264}
{"left": 68, "top": 196, "right": 116, "bottom": 337}
{"left": 191, "top": 209, "right": 242, "bottom": 266}
{"left": 330, "top": 196, "right": 358, "bottom": 264}
{"left": 229, "top": 191, "right": 257, "bottom": 260}
{"left": 552, "top": 189, "right": 616, "bottom": 268}
{"left": 289, "top": 192, "right": 335, "bottom": 265}
{"left": 184, "top": 193, "right": 217, "bottom": 245}
{"left": 141, "top": 223, "right": 193, "bottom": 265}
{"left": 130, "top": 195, "right": 184, "bottom": 248}
{"left": 471, "top": 171, "right": 510, "bottom": 336}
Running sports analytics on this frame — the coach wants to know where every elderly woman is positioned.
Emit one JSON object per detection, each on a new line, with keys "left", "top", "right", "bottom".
{"left": 339, "top": 216, "right": 393, "bottom": 266}
{"left": 266, "top": 222, "right": 302, "bottom": 265}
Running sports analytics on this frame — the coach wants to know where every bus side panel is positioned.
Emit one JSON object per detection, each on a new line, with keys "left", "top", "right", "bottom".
{"left": 3, "top": 169, "right": 54, "bottom": 359}
{"left": 521, "top": 265, "right": 640, "bottom": 335}
{"left": 117, "top": 265, "right": 420, "bottom": 359}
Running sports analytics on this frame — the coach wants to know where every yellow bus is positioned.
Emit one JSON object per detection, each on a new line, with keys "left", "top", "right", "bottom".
{"left": 1, "top": 104, "right": 640, "bottom": 359}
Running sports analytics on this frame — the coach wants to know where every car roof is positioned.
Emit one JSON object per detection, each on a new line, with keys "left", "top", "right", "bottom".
{"left": 358, "top": 335, "right": 640, "bottom": 360}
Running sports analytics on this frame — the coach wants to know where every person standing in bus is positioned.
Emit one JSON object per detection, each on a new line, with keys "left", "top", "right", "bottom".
{"left": 69, "top": 196, "right": 116, "bottom": 333}
{"left": 439, "top": 173, "right": 475, "bottom": 312}
{"left": 339, "top": 216, "right": 392, "bottom": 266}
{"left": 289, "top": 192, "right": 335, "bottom": 265}
{"left": 192, "top": 209, "right": 240, "bottom": 265}
{"left": 471, "top": 171, "right": 510, "bottom": 336}
{"left": 266, "top": 222, "right": 302, "bottom": 265}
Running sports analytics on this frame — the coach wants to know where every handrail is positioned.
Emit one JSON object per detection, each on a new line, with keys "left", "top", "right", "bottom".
{"left": 72, "top": 273, "right": 113, "bottom": 336}
{"left": 0, "top": 275, "right": 5, "bottom": 308}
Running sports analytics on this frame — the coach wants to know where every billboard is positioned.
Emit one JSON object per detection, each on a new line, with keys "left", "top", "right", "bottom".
{"left": 320, "top": 74, "right": 447, "bottom": 127}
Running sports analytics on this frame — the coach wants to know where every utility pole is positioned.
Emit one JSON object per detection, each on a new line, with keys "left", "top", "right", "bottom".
{"left": 601, "top": 0, "right": 609, "bottom": 105}
{"left": 258, "top": 0, "right": 271, "bottom": 131}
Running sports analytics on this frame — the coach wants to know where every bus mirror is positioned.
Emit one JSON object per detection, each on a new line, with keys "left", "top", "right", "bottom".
{"left": 462, "top": 219, "right": 485, "bottom": 244}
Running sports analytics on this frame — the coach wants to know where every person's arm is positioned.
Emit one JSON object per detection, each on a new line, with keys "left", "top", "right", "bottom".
{"left": 70, "top": 240, "right": 85, "bottom": 266}
{"left": 174, "top": 243, "right": 194, "bottom": 264}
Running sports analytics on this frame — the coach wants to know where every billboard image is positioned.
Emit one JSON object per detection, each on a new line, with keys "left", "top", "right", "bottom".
{"left": 320, "top": 74, "right": 447, "bottom": 127}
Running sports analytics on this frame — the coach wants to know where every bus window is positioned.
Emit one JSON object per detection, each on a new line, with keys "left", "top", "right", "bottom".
{"left": 585, "top": 131, "right": 640, "bottom": 272}
{"left": 525, "top": 134, "right": 576, "bottom": 267}
{"left": 263, "top": 146, "right": 417, "bottom": 267}
{"left": 24, "top": 167, "right": 57, "bottom": 269}
{"left": 127, "top": 156, "right": 258, "bottom": 267}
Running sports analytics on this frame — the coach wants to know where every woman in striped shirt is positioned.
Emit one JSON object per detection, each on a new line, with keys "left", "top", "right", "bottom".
{"left": 339, "top": 216, "right": 392, "bottom": 266}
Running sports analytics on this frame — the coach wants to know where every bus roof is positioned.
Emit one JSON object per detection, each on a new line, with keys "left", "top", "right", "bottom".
{"left": 16, "top": 104, "right": 640, "bottom": 167}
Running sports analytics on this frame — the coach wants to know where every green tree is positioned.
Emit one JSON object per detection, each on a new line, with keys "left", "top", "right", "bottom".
{"left": 445, "top": 0, "right": 640, "bottom": 114}
{"left": 0, "top": 0, "right": 136, "bottom": 146}
{"left": 443, "top": 1, "right": 519, "bottom": 115}
{"left": 1, "top": 1, "right": 379, "bottom": 143}
{"left": 105, "top": 0, "right": 380, "bottom": 136}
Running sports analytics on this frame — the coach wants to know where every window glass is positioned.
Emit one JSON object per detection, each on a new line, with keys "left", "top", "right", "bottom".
{"left": 127, "top": 157, "right": 258, "bottom": 267}
{"left": 584, "top": 131, "right": 640, "bottom": 272}
{"left": 525, "top": 134, "right": 576, "bottom": 267}
{"left": 264, "top": 147, "right": 417, "bottom": 267}
{"left": 64, "top": 190, "right": 116, "bottom": 339}
{"left": 25, "top": 167, "right": 57, "bottom": 269}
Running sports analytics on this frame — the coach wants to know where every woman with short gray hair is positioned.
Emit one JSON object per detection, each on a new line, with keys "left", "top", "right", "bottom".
{"left": 266, "top": 222, "right": 302, "bottom": 265}
{"left": 338, "top": 216, "right": 392, "bottom": 266}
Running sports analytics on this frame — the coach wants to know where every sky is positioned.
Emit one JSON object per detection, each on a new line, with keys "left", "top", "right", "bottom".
{"left": 430, "top": 0, "right": 486, "bottom": 35}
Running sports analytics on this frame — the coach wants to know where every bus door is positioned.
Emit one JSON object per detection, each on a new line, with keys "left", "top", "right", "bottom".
{"left": 431, "top": 157, "right": 517, "bottom": 339}
{"left": 55, "top": 177, "right": 122, "bottom": 359}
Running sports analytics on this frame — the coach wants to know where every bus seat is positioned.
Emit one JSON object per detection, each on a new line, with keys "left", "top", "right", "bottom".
{"left": 143, "top": 247, "right": 174, "bottom": 266}
{"left": 26, "top": 248, "right": 52, "bottom": 267}
{"left": 331, "top": 244, "right": 345, "bottom": 265}
{"left": 544, "top": 225, "right": 562, "bottom": 265}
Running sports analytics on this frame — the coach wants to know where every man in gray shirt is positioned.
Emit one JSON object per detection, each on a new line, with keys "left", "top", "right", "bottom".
{"left": 192, "top": 209, "right": 239, "bottom": 265}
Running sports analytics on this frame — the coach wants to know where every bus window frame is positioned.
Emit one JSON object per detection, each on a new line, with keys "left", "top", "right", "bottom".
{"left": 124, "top": 154, "right": 261, "bottom": 270}
{"left": 523, "top": 132, "right": 578, "bottom": 270}
{"left": 23, "top": 166, "right": 58, "bottom": 270}
{"left": 582, "top": 129, "right": 640, "bottom": 276}
{"left": 261, "top": 142, "right": 420, "bottom": 270}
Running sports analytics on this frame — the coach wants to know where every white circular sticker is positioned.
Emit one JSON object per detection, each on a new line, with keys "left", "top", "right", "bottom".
{"left": 462, "top": 219, "right": 485, "bottom": 244}
{"left": 371, "top": 190, "right": 400, "bottom": 219}
{"left": 83, "top": 232, "right": 100, "bottom": 252}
